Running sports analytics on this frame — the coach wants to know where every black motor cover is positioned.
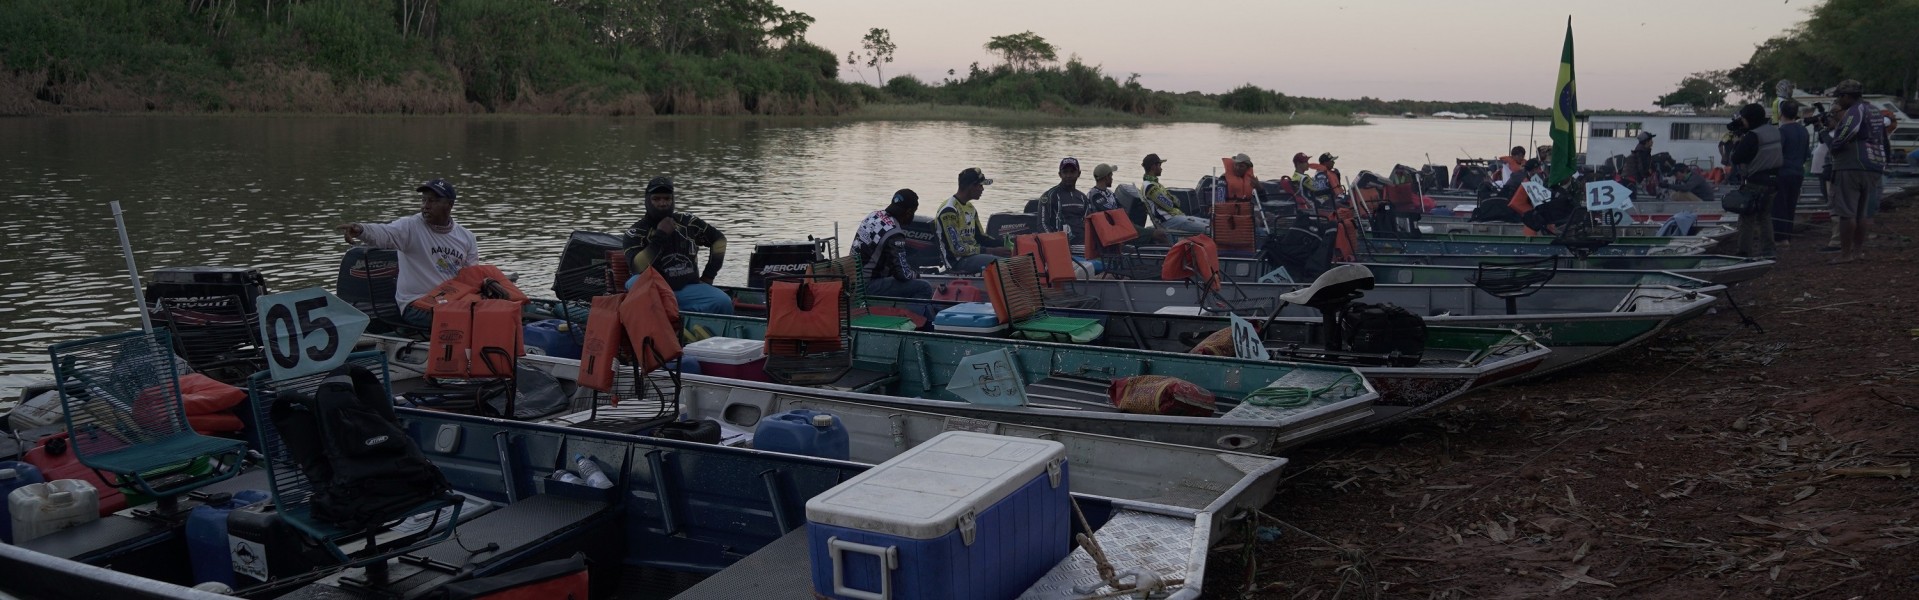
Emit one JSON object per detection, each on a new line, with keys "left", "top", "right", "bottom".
{"left": 551, "top": 231, "right": 624, "bottom": 301}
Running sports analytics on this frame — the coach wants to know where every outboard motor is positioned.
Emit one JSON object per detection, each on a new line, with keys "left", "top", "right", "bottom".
{"left": 900, "top": 215, "right": 945, "bottom": 270}
{"left": 337, "top": 247, "right": 407, "bottom": 335}
{"left": 985, "top": 212, "right": 1040, "bottom": 242}
{"left": 1114, "top": 183, "right": 1148, "bottom": 227}
{"left": 145, "top": 266, "right": 268, "bottom": 381}
{"left": 551, "top": 230, "right": 623, "bottom": 302}
{"left": 746, "top": 241, "right": 822, "bottom": 289}
{"left": 1260, "top": 214, "right": 1336, "bottom": 281}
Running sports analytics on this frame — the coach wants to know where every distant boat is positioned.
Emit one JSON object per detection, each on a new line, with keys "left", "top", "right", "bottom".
{"left": 1402, "top": 112, "right": 1417, "bottom": 119}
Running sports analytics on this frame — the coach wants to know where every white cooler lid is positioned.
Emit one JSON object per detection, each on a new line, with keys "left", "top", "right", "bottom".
{"left": 805, "top": 432, "right": 1065, "bottom": 540}
{"left": 683, "top": 337, "right": 764, "bottom": 362}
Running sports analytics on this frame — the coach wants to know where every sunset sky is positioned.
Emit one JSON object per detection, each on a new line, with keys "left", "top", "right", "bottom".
{"left": 786, "top": 0, "right": 1814, "bottom": 110}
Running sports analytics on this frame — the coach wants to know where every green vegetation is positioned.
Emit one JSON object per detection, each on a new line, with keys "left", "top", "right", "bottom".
{"left": 0, "top": 1, "right": 1528, "bottom": 122}
{"left": 1664, "top": 0, "right": 1919, "bottom": 108}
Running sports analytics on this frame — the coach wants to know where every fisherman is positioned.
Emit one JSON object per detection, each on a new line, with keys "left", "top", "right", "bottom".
{"left": 1139, "top": 154, "right": 1207, "bottom": 242}
{"left": 936, "top": 167, "right": 1007, "bottom": 274}
{"left": 1087, "top": 163, "right": 1122, "bottom": 213}
{"left": 337, "top": 179, "right": 479, "bottom": 327}
{"left": 622, "top": 176, "right": 733, "bottom": 314}
{"left": 1629, "top": 131, "right": 1658, "bottom": 192}
{"left": 1666, "top": 164, "right": 1715, "bottom": 203}
{"left": 1219, "top": 153, "right": 1260, "bottom": 205}
{"left": 1497, "top": 146, "right": 1528, "bottom": 183}
{"left": 1826, "top": 79, "right": 1890, "bottom": 263}
{"left": 1039, "top": 157, "right": 1090, "bottom": 243}
{"left": 1728, "top": 103, "right": 1782, "bottom": 258}
{"left": 1290, "top": 152, "right": 1326, "bottom": 207}
{"left": 1315, "top": 152, "right": 1347, "bottom": 200}
{"left": 1773, "top": 101, "right": 1810, "bottom": 245}
{"left": 852, "top": 190, "right": 934, "bottom": 299}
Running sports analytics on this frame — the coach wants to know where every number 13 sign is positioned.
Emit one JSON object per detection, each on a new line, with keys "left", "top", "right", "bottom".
{"left": 255, "top": 288, "right": 370, "bottom": 381}
{"left": 1585, "top": 180, "right": 1634, "bottom": 213}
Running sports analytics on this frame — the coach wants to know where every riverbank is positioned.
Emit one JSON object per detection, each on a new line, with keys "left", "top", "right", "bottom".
{"left": 1210, "top": 206, "right": 1919, "bottom": 598}
{"left": 846, "top": 103, "right": 1361, "bottom": 126}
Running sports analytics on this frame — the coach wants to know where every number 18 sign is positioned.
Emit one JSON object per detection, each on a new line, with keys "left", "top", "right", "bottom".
{"left": 1585, "top": 180, "right": 1634, "bottom": 213}
{"left": 255, "top": 288, "right": 370, "bottom": 381}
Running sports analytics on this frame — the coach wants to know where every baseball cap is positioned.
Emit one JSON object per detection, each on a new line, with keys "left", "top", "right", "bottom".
{"left": 1141, "top": 153, "right": 1166, "bottom": 167}
{"left": 416, "top": 179, "right": 457, "bottom": 201}
{"left": 1231, "top": 153, "right": 1253, "bottom": 166}
{"left": 1092, "top": 164, "right": 1117, "bottom": 179}
{"left": 1059, "top": 157, "right": 1080, "bottom": 171}
{"left": 891, "top": 188, "right": 919, "bottom": 207}
{"left": 645, "top": 176, "right": 674, "bottom": 195}
{"left": 1523, "top": 159, "right": 1541, "bottom": 171}
{"left": 1637, "top": 131, "right": 1656, "bottom": 141}
{"left": 958, "top": 167, "right": 993, "bottom": 187}
{"left": 1833, "top": 79, "right": 1864, "bottom": 96}
{"left": 1318, "top": 152, "right": 1338, "bottom": 162}
{"left": 1293, "top": 152, "right": 1311, "bottom": 163}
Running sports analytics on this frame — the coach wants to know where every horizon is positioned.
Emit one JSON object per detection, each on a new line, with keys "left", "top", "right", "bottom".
{"left": 787, "top": 0, "right": 1813, "bottom": 111}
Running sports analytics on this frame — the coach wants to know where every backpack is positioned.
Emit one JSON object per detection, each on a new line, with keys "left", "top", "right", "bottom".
{"left": 271, "top": 364, "right": 451, "bottom": 528}
{"left": 1339, "top": 303, "right": 1426, "bottom": 367}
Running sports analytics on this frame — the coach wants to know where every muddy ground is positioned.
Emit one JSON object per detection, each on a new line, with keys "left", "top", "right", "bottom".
{"left": 1207, "top": 194, "right": 1919, "bottom": 599}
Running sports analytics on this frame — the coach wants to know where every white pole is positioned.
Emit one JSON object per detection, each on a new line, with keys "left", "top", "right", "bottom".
{"left": 110, "top": 201, "right": 153, "bottom": 333}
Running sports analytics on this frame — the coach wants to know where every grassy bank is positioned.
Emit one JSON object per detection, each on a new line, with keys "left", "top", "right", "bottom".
{"left": 843, "top": 102, "right": 1361, "bottom": 125}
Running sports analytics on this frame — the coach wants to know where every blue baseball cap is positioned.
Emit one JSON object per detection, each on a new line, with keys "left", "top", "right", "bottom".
{"left": 416, "top": 179, "right": 457, "bottom": 201}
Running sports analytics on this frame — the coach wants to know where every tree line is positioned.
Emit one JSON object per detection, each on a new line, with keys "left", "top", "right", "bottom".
{"left": 1658, "top": 0, "right": 1918, "bottom": 111}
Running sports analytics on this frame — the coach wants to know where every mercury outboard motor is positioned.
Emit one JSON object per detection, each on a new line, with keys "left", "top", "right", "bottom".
{"left": 900, "top": 215, "right": 944, "bottom": 270}
{"left": 145, "top": 266, "right": 268, "bottom": 382}
{"left": 746, "top": 241, "right": 822, "bottom": 289}
{"left": 551, "top": 230, "right": 623, "bottom": 302}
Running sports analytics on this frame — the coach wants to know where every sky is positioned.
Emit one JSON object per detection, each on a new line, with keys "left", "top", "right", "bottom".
{"left": 784, "top": 0, "right": 1815, "bottom": 111}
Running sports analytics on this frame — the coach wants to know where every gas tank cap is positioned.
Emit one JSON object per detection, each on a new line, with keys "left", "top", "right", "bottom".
{"left": 811, "top": 414, "right": 835, "bottom": 428}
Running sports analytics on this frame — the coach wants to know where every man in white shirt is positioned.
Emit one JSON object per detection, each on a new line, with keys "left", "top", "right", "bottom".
{"left": 336, "top": 179, "right": 479, "bottom": 326}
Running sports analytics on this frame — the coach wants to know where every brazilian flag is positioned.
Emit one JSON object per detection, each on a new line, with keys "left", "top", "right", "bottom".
{"left": 1549, "top": 18, "right": 1577, "bottom": 186}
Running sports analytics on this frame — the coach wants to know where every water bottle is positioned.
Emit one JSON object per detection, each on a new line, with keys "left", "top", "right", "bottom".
{"left": 573, "top": 455, "right": 613, "bottom": 489}
{"left": 551, "top": 470, "right": 584, "bottom": 485}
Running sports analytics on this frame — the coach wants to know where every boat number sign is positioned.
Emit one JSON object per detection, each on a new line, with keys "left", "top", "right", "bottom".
{"left": 1229, "top": 315, "right": 1265, "bottom": 361}
{"left": 1521, "top": 181, "right": 1553, "bottom": 207}
{"left": 1585, "top": 180, "right": 1634, "bottom": 212}
{"left": 255, "top": 288, "right": 370, "bottom": 381}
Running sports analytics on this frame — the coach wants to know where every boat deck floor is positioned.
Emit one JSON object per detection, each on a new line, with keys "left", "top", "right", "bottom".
{"left": 673, "top": 526, "right": 813, "bottom": 599}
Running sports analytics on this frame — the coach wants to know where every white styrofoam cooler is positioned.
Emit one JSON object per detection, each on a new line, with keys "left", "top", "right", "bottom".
{"left": 683, "top": 337, "right": 764, "bottom": 365}
{"left": 806, "top": 431, "right": 1070, "bottom": 600}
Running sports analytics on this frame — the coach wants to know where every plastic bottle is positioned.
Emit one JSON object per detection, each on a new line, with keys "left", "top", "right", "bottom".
{"left": 551, "top": 470, "right": 584, "bottom": 485}
{"left": 573, "top": 455, "right": 613, "bottom": 489}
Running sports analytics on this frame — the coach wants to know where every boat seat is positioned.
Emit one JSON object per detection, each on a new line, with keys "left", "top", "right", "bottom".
{"left": 46, "top": 330, "right": 248, "bottom": 515}
{"left": 1022, "top": 376, "right": 1122, "bottom": 412}
{"left": 1468, "top": 256, "right": 1557, "bottom": 315}
{"left": 1277, "top": 264, "right": 1376, "bottom": 307}
{"left": 820, "top": 368, "right": 897, "bottom": 394}
{"left": 984, "top": 256, "right": 1105, "bottom": 344}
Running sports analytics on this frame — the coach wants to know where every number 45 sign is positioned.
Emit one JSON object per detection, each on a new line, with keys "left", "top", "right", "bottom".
{"left": 1585, "top": 180, "right": 1634, "bottom": 213}
{"left": 256, "top": 288, "right": 370, "bottom": 381}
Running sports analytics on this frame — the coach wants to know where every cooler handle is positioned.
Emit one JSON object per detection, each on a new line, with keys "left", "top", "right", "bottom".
{"left": 827, "top": 536, "right": 897, "bottom": 600}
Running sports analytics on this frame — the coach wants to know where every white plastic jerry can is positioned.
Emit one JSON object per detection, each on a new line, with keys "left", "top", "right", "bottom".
{"left": 8, "top": 479, "right": 101, "bottom": 544}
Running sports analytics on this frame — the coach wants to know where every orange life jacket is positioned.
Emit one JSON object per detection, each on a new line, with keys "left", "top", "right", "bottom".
{"left": 1331, "top": 208, "right": 1359, "bottom": 263}
{"left": 1013, "top": 232, "right": 1076, "bottom": 286}
{"left": 1083, "top": 209, "right": 1138, "bottom": 260}
{"left": 410, "top": 264, "right": 528, "bottom": 311}
{"left": 1306, "top": 164, "right": 1346, "bottom": 197}
{"left": 767, "top": 280, "right": 845, "bottom": 355}
{"left": 1210, "top": 201, "right": 1258, "bottom": 251}
{"left": 426, "top": 298, "right": 524, "bottom": 379}
{"left": 620, "top": 269, "right": 682, "bottom": 373}
{"left": 1219, "top": 158, "right": 1260, "bottom": 201}
{"left": 578, "top": 294, "right": 626, "bottom": 392}
{"left": 1160, "top": 234, "right": 1221, "bottom": 291}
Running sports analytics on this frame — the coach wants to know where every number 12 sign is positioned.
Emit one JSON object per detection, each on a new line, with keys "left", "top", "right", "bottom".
{"left": 1585, "top": 180, "right": 1634, "bottom": 213}
{"left": 255, "top": 288, "right": 370, "bottom": 381}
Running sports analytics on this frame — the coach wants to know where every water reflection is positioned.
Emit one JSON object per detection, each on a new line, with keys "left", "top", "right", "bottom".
{"left": 0, "top": 115, "right": 1521, "bottom": 379}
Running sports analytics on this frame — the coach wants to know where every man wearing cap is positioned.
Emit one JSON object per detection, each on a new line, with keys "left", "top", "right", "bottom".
{"left": 1139, "top": 154, "right": 1206, "bottom": 242}
{"left": 1630, "top": 131, "right": 1659, "bottom": 191}
{"left": 1316, "top": 152, "right": 1347, "bottom": 199}
{"left": 852, "top": 190, "right": 933, "bottom": 299}
{"left": 1219, "top": 153, "right": 1260, "bottom": 205}
{"left": 1666, "top": 164, "right": 1715, "bottom": 204}
{"left": 337, "top": 178, "right": 479, "bottom": 327}
{"left": 622, "top": 176, "right": 733, "bottom": 314}
{"left": 1728, "top": 103, "right": 1783, "bottom": 258}
{"left": 936, "top": 167, "right": 1006, "bottom": 274}
{"left": 1039, "top": 157, "right": 1090, "bottom": 243}
{"left": 1290, "top": 153, "right": 1323, "bottom": 206}
{"left": 1826, "top": 79, "right": 1889, "bottom": 263}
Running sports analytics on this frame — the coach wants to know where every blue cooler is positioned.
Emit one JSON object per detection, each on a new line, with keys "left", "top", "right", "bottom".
{"left": 524, "top": 319, "right": 582, "bottom": 360}
{"left": 186, "top": 489, "right": 271, "bottom": 586}
{"left": 805, "top": 432, "right": 1070, "bottom": 600}
{"left": 933, "top": 302, "right": 1006, "bottom": 336}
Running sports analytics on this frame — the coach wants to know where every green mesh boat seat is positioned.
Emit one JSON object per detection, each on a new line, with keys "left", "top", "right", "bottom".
{"left": 245, "top": 352, "right": 460, "bottom": 566}
{"left": 810, "top": 256, "right": 917, "bottom": 331}
{"left": 47, "top": 330, "right": 247, "bottom": 505}
{"left": 984, "top": 256, "right": 1105, "bottom": 343}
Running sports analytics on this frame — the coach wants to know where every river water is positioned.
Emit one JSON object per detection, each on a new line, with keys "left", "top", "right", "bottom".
{"left": 0, "top": 115, "right": 1530, "bottom": 384}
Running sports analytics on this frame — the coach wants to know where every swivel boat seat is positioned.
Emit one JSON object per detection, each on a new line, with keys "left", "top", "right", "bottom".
{"left": 1276, "top": 264, "right": 1376, "bottom": 352}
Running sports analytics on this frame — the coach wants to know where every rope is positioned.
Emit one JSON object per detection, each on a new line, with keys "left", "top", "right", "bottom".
{"left": 1241, "top": 372, "right": 1362, "bottom": 408}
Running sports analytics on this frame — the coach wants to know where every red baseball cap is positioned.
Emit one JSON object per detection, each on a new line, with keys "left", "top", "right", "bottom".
{"left": 1293, "top": 152, "right": 1311, "bottom": 163}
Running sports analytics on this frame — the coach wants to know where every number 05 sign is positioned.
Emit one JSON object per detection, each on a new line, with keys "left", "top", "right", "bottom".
{"left": 255, "top": 288, "right": 370, "bottom": 381}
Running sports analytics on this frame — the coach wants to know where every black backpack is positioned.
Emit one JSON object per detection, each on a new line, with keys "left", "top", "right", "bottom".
{"left": 1340, "top": 303, "right": 1427, "bottom": 367}
{"left": 272, "top": 364, "right": 451, "bottom": 528}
